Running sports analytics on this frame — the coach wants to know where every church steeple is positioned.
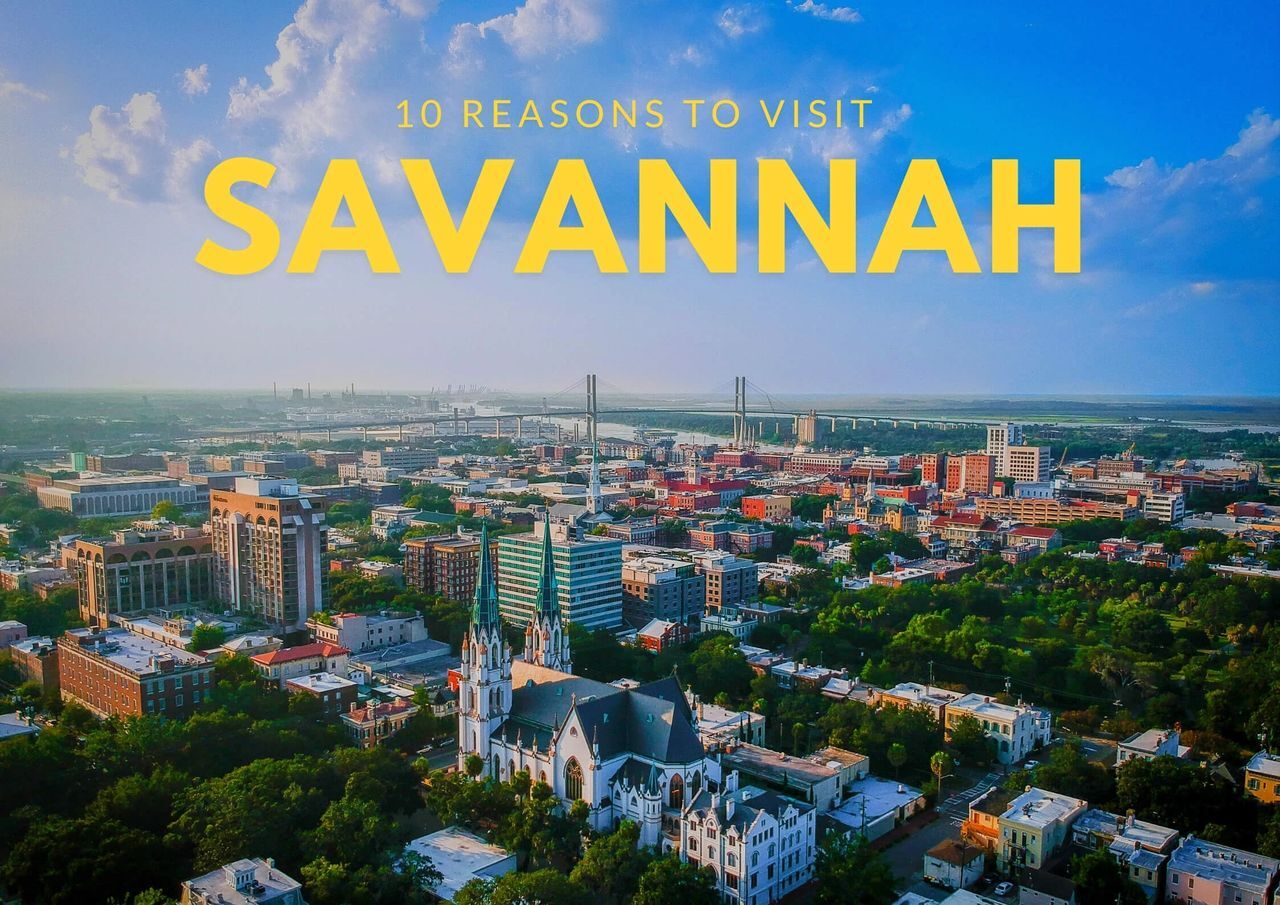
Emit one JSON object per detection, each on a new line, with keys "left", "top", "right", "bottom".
{"left": 471, "top": 523, "right": 500, "bottom": 631}
{"left": 534, "top": 515, "right": 558, "bottom": 621}
{"left": 458, "top": 522, "right": 511, "bottom": 777}
{"left": 524, "top": 514, "right": 572, "bottom": 673}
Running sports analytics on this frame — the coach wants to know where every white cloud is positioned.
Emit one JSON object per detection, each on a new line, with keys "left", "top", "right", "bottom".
{"left": 1104, "top": 109, "right": 1279, "bottom": 197}
{"left": 870, "top": 102, "right": 911, "bottom": 143}
{"left": 790, "top": 0, "right": 861, "bottom": 24}
{"left": 1190, "top": 280, "right": 1217, "bottom": 295}
{"left": 181, "top": 64, "right": 211, "bottom": 96}
{"left": 227, "top": 0, "right": 434, "bottom": 180}
{"left": 449, "top": 0, "right": 606, "bottom": 69}
{"left": 718, "top": 5, "right": 766, "bottom": 39}
{"left": 1089, "top": 109, "right": 1280, "bottom": 276}
{"left": 0, "top": 75, "right": 48, "bottom": 103}
{"left": 70, "top": 92, "right": 217, "bottom": 203}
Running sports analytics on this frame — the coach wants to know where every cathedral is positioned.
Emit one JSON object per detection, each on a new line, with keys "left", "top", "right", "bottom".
{"left": 457, "top": 517, "right": 721, "bottom": 847}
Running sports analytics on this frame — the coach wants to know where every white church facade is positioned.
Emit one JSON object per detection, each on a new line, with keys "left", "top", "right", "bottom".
{"left": 458, "top": 518, "right": 721, "bottom": 847}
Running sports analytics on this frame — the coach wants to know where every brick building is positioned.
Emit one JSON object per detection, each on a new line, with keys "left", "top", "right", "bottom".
{"left": 57, "top": 627, "right": 214, "bottom": 719}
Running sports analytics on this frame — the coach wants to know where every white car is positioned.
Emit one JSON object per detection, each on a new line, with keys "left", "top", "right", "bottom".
{"left": 1023, "top": 759, "right": 1040, "bottom": 770}
{"left": 994, "top": 882, "right": 1015, "bottom": 897}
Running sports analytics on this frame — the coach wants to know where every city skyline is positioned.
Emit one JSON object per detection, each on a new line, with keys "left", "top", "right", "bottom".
{"left": 1, "top": 1, "right": 1278, "bottom": 393}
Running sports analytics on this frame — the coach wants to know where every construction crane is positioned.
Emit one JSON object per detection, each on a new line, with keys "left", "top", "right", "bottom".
{"left": 1057, "top": 445, "right": 1070, "bottom": 469}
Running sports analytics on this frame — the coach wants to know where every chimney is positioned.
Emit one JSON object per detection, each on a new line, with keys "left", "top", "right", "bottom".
{"left": 725, "top": 798, "right": 735, "bottom": 820}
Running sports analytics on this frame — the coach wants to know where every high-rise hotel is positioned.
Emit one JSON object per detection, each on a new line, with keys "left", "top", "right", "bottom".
{"left": 209, "top": 477, "right": 328, "bottom": 634}
{"left": 496, "top": 518, "right": 623, "bottom": 631}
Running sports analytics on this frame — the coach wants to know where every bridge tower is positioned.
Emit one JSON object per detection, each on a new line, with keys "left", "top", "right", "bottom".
{"left": 732, "top": 376, "right": 748, "bottom": 448}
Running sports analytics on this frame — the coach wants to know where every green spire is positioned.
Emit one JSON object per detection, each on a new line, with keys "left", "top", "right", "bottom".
{"left": 471, "top": 524, "right": 500, "bottom": 629}
{"left": 534, "top": 514, "right": 559, "bottom": 621}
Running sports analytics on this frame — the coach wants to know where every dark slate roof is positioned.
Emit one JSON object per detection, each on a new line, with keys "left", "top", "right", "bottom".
{"left": 685, "top": 787, "right": 811, "bottom": 833}
{"left": 506, "top": 672, "right": 703, "bottom": 765}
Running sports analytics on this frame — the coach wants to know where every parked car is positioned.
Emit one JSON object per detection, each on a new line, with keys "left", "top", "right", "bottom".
{"left": 994, "top": 881, "right": 1015, "bottom": 897}
{"left": 1023, "top": 759, "right": 1040, "bottom": 769}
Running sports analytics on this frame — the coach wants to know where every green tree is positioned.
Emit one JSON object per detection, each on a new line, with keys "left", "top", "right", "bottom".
{"left": 887, "top": 742, "right": 908, "bottom": 780}
{"left": 632, "top": 855, "right": 720, "bottom": 905}
{"left": 948, "top": 715, "right": 995, "bottom": 767}
{"left": 187, "top": 623, "right": 227, "bottom": 652}
{"left": 569, "top": 821, "right": 655, "bottom": 905}
{"left": 150, "top": 500, "right": 183, "bottom": 521}
{"left": 815, "top": 832, "right": 897, "bottom": 905}
{"left": 1072, "top": 848, "right": 1146, "bottom": 905}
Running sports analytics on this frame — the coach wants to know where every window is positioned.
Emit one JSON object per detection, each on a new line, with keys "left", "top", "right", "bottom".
{"left": 669, "top": 772, "right": 684, "bottom": 809}
{"left": 565, "top": 758, "right": 584, "bottom": 801}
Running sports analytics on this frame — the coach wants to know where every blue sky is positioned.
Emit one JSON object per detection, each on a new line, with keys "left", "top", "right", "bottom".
{"left": 1, "top": 0, "right": 1277, "bottom": 394}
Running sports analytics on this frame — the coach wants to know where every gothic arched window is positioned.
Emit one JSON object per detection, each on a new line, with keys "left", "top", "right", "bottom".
{"left": 691, "top": 770, "right": 703, "bottom": 798}
{"left": 669, "top": 772, "right": 684, "bottom": 809}
{"left": 564, "top": 758, "right": 584, "bottom": 801}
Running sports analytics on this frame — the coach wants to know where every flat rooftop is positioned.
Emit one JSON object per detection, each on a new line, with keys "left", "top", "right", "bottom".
{"left": 62, "top": 627, "right": 207, "bottom": 675}
{"left": 404, "top": 826, "right": 515, "bottom": 901}
{"left": 286, "top": 672, "right": 357, "bottom": 693}
{"left": 1168, "top": 837, "right": 1279, "bottom": 891}
{"left": 1000, "top": 787, "right": 1087, "bottom": 829}
{"left": 829, "top": 776, "right": 923, "bottom": 830}
{"left": 949, "top": 693, "right": 1026, "bottom": 721}
{"left": 1074, "top": 808, "right": 1178, "bottom": 852}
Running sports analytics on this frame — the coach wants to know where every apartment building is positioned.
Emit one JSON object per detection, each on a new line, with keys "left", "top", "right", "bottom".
{"left": 250, "top": 642, "right": 350, "bottom": 688}
{"left": 1243, "top": 751, "right": 1280, "bottom": 804}
{"left": 496, "top": 520, "right": 623, "bottom": 630}
{"left": 877, "top": 682, "right": 964, "bottom": 722}
{"left": 403, "top": 532, "right": 495, "bottom": 602}
{"left": 341, "top": 698, "right": 418, "bottom": 748}
{"left": 975, "top": 496, "right": 1139, "bottom": 525}
{"left": 987, "top": 424, "right": 1025, "bottom": 475}
{"left": 65, "top": 521, "right": 214, "bottom": 627}
{"left": 786, "top": 453, "right": 852, "bottom": 475}
{"left": 996, "top": 787, "right": 1088, "bottom": 873}
{"left": 922, "top": 453, "right": 948, "bottom": 486}
{"left": 1071, "top": 809, "right": 1178, "bottom": 902}
{"left": 741, "top": 495, "right": 792, "bottom": 523}
{"left": 369, "top": 505, "right": 422, "bottom": 540}
{"left": 720, "top": 742, "right": 868, "bottom": 812}
{"left": 945, "top": 454, "right": 996, "bottom": 495}
{"left": 681, "top": 774, "right": 817, "bottom": 905}
{"left": 37, "top": 475, "right": 199, "bottom": 517}
{"left": 305, "top": 610, "right": 427, "bottom": 653}
{"left": 181, "top": 858, "right": 305, "bottom": 905}
{"left": 1007, "top": 446, "right": 1052, "bottom": 484}
{"left": 210, "top": 477, "right": 329, "bottom": 633}
{"left": 1166, "top": 837, "right": 1279, "bottom": 905}
{"left": 1144, "top": 492, "right": 1187, "bottom": 524}
{"left": 10, "top": 636, "right": 58, "bottom": 689}
{"left": 691, "top": 551, "right": 759, "bottom": 613}
{"left": 622, "top": 556, "right": 705, "bottom": 628}
{"left": 361, "top": 447, "right": 440, "bottom": 470}
{"left": 945, "top": 693, "right": 1044, "bottom": 765}
{"left": 1117, "top": 728, "right": 1190, "bottom": 768}
{"left": 284, "top": 672, "right": 359, "bottom": 717}
{"left": 58, "top": 627, "right": 214, "bottom": 719}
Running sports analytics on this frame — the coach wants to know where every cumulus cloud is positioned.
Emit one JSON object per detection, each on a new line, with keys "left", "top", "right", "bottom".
{"left": 1090, "top": 109, "right": 1280, "bottom": 278}
{"left": 227, "top": 0, "right": 433, "bottom": 179}
{"left": 718, "top": 5, "right": 766, "bottom": 39}
{"left": 70, "top": 92, "right": 217, "bottom": 203}
{"left": 790, "top": 0, "right": 862, "bottom": 24}
{"left": 448, "top": 0, "right": 606, "bottom": 69}
{"left": 0, "top": 75, "right": 48, "bottom": 102}
{"left": 181, "top": 64, "right": 210, "bottom": 96}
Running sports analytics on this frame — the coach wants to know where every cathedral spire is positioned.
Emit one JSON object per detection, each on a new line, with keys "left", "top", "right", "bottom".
{"left": 534, "top": 513, "right": 558, "bottom": 620}
{"left": 471, "top": 523, "right": 499, "bottom": 630}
